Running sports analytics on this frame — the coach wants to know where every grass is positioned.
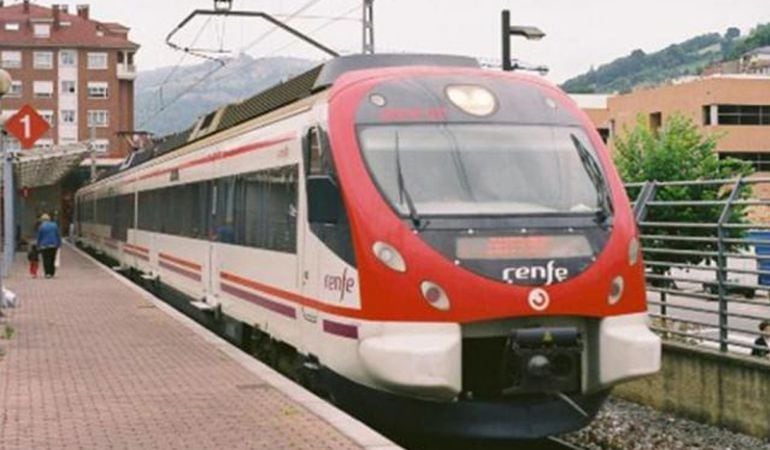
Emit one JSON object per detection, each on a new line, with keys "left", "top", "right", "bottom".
{"left": 1, "top": 324, "right": 15, "bottom": 340}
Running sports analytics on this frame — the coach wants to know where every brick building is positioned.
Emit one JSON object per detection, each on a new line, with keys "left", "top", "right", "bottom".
{"left": 574, "top": 75, "right": 770, "bottom": 170}
{"left": 0, "top": 0, "right": 138, "bottom": 158}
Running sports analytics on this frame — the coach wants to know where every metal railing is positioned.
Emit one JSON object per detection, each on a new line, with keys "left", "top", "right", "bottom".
{"left": 629, "top": 177, "right": 770, "bottom": 355}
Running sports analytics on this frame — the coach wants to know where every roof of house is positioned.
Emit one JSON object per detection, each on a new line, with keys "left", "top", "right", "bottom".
{"left": 0, "top": 3, "right": 138, "bottom": 49}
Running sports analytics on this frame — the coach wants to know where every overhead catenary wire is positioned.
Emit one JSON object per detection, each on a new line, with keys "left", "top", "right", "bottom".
{"left": 196, "top": 1, "right": 361, "bottom": 91}
{"left": 138, "top": 0, "right": 330, "bottom": 130}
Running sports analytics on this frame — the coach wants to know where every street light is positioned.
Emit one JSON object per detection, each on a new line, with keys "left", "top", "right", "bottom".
{"left": 0, "top": 69, "right": 11, "bottom": 302}
{"left": 501, "top": 10, "right": 546, "bottom": 71}
{"left": 214, "top": 0, "right": 233, "bottom": 12}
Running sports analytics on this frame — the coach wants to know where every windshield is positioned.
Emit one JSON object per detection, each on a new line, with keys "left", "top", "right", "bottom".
{"left": 358, "top": 124, "right": 609, "bottom": 216}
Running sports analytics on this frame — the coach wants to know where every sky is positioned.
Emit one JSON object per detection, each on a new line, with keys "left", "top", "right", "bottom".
{"left": 45, "top": 0, "right": 770, "bottom": 83}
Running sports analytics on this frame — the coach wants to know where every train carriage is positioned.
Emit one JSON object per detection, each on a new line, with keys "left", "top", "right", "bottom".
{"left": 75, "top": 54, "right": 660, "bottom": 439}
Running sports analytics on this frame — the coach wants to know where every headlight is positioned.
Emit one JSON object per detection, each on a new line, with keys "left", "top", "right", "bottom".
{"left": 628, "top": 237, "right": 640, "bottom": 266}
{"left": 445, "top": 85, "right": 497, "bottom": 116}
{"left": 420, "top": 281, "right": 450, "bottom": 311}
{"left": 372, "top": 241, "right": 406, "bottom": 272}
{"left": 608, "top": 276, "right": 624, "bottom": 305}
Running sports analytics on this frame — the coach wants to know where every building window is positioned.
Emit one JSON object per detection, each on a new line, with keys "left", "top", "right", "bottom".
{"left": 4, "top": 23, "right": 19, "bottom": 32}
{"left": 61, "top": 80, "right": 76, "bottom": 95}
{"left": 719, "top": 152, "right": 770, "bottom": 171}
{"left": 649, "top": 112, "right": 662, "bottom": 133}
{"left": 87, "top": 110, "right": 109, "bottom": 127}
{"left": 40, "top": 110, "right": 55, "bottom": 127}
{"left": 33, "top": 24, "right": 51, "bottom": 38}
{"left": 87, "top": 82, "right": 109, "bottom": 99}
{"left": 33, "top": 81, "right": 54, "bottom": 98}
{"left": 59, "top": 50, "right": 76, "bottom": 67}
{"left": 87, "top": 52, "right": 108, "bottom": 70}
{"left": 716, "top": 105, "right": 770, "bottom": 125}
{"left": 1, "top": 51, "right": 21, "bottom": 69}
{"left": 33, "top": 51, "right": 53, "bottom": 69}
{"left": 61, "top": 110, "right": 76, "bottom": 124}
{"left": 92, "top": 139, "right": 109, "bottom": 153}
{"left": 7, "top": 81, "right": 22, "bottom": 98}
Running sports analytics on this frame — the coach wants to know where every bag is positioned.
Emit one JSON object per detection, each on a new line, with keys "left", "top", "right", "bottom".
{"left": 54, "top": 248, "right": 61, "bottom": 268}
{"left": 1, "top": 287, "right": 18, "bottom": 308}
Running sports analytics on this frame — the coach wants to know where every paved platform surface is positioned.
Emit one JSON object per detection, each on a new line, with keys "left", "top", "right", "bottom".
{"left": 0, "top": 245, "right": 396, "bottom": 449}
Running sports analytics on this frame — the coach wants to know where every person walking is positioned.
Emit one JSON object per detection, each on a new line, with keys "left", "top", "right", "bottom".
{"left": 36, "top": 214, "right": 61, "bottom": 279}
{"left": 27, "top": 242, "right": 40, "bottom": 278}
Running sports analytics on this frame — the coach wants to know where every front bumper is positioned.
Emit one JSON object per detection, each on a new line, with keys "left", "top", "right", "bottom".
{"left": 596, "top": 312, "right": 661, "bottom": 385}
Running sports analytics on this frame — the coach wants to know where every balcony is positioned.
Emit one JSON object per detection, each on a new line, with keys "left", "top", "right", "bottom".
{"left": 117, "top": 63, "right": 136, "bottom": 81}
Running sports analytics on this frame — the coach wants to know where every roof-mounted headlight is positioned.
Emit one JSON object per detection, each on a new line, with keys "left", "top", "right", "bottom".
{"left": 446, "top": 85, "right": 497, "bottom": 117}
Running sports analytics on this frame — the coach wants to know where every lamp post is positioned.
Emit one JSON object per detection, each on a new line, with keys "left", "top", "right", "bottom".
{"left": 501, "top": 10, "right": 545, "bottom": 71}
{"left": 0, "top": 69, "right": 11, "bottom": 296}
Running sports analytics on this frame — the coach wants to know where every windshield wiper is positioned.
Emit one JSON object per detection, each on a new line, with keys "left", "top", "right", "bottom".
{"left": 394, "top": 132, "right": 425, "bottom": 230}
{"left": 570, "top": 134, "right": 613, "bottom": 227}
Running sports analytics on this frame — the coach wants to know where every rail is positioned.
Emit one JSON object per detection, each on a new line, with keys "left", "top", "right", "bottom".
{"left": 628, "top": 177, "right": 770, "bottom": 356}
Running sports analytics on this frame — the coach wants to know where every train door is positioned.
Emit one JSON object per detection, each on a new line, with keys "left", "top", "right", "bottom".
{"left": 300, "top": 127, "right": 324, "bottom": 319}
{"left": 205, "top": 180, "right": 219, "bottom": 307}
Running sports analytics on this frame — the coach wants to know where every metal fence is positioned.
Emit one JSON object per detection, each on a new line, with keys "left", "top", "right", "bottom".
{"left": 628, "top": 177, "right": 770, "bottom": 355}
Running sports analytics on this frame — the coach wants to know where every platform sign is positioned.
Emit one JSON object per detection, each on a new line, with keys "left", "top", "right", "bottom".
{"left": 5, "top": 104, "right": 50, "bottom": 149}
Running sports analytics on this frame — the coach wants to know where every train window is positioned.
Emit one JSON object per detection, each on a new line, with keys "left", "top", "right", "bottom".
{"left": 110, "top": 194, "right": 135, "bottom": 242}
{"left": 213, "top": 177, "right": 236, "bottom": 242}
{"left": 133, "top": 167, "right": 297, "bottom": 252}
{"left": 232, "top": 165, "right": 298, "bottom": 253}
{"left": 302, "top": 128, "right": 356, "bottom": 266}
{"left": 305, "top": 127, "right": 324, "bottom": 176}
{"left": 138, "top": 189, "right": 162, "bottom": 232}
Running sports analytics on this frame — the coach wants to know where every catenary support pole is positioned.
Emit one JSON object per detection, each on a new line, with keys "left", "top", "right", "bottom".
{"left": 3, "top": 126, "right": 12, "bottom": 276}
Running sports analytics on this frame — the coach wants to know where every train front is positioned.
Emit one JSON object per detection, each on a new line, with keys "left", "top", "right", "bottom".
{"left": 320, "top": 64, "right": 660, "bottom": 439}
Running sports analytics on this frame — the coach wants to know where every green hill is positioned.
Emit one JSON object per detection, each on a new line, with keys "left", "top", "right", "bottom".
{"left": 561, "top": 23, "right": 770, "bottom": 94}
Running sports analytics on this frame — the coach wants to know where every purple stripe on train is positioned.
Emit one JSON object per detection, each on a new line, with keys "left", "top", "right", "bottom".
{"left": 220, "top": 282, "right": 297, "bottom": 319}
{"left": 322, "top": 320, "right": 358, "bottom": 339}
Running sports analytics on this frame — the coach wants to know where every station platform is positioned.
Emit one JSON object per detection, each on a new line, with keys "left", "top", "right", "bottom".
{"left": 0, "top": 244, "right": 399, "bottom": 449}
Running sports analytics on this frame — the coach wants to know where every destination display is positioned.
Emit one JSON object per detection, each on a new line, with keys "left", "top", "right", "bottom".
{"left": 456, "top": 235, "right": 593, "bottom": 260}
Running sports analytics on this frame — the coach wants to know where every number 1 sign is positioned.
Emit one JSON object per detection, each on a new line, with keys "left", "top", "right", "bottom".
{"left": 5, "top": 104, "right": 50, "bottom": 150}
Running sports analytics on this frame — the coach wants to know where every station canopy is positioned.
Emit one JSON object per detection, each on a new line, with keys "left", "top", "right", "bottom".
{"left": 3, "top": 143, "right": 90, "bottom": 188}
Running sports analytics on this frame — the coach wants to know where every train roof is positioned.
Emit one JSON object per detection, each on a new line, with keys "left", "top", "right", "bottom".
{"left": 96, "top": 54, "right": 480, "bottom": 182}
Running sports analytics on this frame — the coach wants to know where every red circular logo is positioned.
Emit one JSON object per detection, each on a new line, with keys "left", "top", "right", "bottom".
{"left": 528, "top": 288, "right": 550, "bottom": 311}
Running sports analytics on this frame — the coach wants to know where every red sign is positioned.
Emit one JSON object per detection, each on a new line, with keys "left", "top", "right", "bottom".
{"left": 5, "top": 104, "right": 50, "bottom": 149}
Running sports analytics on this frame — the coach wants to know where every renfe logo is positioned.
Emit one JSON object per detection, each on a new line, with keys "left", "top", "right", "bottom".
{"left": 323, "top": 268, "right": 356, "bottom": 302}
{"left": 502, "top": 260, "right": 569, "bottom": 285}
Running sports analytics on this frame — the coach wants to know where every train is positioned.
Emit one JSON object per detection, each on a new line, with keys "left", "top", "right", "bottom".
{"left": 75, "top": 54, "right": 661, "bottom": 439}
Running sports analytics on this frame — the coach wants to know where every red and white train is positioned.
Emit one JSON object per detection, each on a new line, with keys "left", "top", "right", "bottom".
{"left": 75, "top": 55, "right": 660, "bottom": 439}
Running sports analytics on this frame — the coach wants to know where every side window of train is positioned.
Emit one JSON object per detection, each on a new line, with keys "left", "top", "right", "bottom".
{"left": 306, "top": 127, "right": 324, "bottom": 176}
{"left": 303, "top": 126, "right": 356, "bottom": 266}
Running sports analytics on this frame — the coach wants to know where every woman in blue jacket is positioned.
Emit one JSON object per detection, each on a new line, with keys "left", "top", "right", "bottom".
{"left": 36, "top": 214, "right": 61, "bottom": 278}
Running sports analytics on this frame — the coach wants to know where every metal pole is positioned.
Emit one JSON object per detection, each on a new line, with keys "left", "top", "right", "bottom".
{"left": 501, "top": 10, "right": 512, "bottom": 71}
{"left": 362, "top": 0, "right": 374, "bottom": 54}
{"left": 2, "top": 123, "right": 12, "bottom": 276}
{"left": 716, "top": 177, "right": 743, "bottom": 352}
{"left": 90, "top": 125, "right": 96, "bottom": 183}
{"left": 0, "top": 93, "right": 4, "bottom": 290}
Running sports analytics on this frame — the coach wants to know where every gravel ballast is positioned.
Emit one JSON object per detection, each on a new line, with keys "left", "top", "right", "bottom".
{"left": 562, "top": 397, "right": 770, "bottom": 450}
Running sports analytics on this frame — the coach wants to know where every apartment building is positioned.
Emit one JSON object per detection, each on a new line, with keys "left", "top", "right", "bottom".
{"left": 0, "top": 0, "right": 138, "bottom": 158}
{"left": 574, "top": 75, "right": 770, "bottom": 170}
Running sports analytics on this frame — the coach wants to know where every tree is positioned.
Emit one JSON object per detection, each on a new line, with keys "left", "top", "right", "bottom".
{"left": 613, "top": 114, "right": 753, "bottom": 275}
